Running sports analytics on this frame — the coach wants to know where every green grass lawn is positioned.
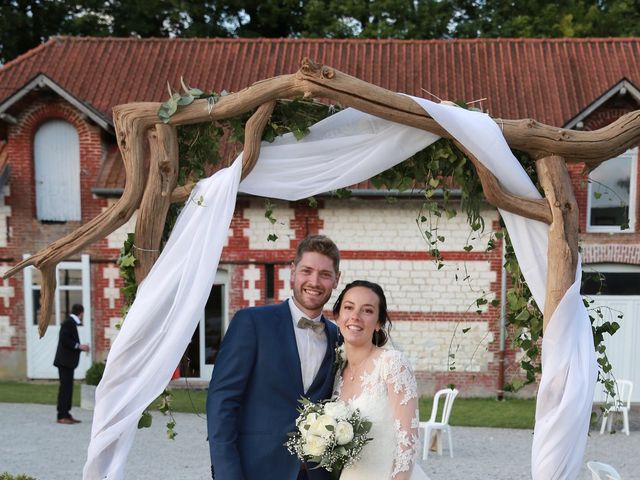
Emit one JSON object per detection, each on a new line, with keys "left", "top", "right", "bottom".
{"left": 0, "top": 381, "right": 536, "bottom": 429}
{"left": 0, "top": 381, "right": 81, "bottom": 406}
{"left": 419, "top": 396, "right": 536, "bottom": 429}
{"left": 0, "top": 381, "right": 211, "bottom": 414}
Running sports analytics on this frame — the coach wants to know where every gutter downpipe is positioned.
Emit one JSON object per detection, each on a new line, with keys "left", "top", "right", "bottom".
{"left": 497, "top": 238, "right": 507, "bottom": 400}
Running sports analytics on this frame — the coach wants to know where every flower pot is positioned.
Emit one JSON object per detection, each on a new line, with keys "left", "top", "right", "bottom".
{"left": 81, "top": 384, "right": 97, "bottom": 410}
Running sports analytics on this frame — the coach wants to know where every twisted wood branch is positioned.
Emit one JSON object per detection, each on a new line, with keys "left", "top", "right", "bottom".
{"left": 4, "top": 59, "right": 640, "bottom": 335}
{"left": 537, "top": 156, "right": 579, "bottom": 331}
{"left": 453, "top": 140, "right": 552, "bottom": 225}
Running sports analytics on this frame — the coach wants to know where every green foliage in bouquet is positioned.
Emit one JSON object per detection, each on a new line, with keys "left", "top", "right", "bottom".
{"left": 286, "top": 398, "right": 372, "bottom": 479}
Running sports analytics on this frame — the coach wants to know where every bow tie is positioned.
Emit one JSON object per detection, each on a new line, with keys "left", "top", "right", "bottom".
{"left": 297, "top": 317, "right": 325, "bottom": 334}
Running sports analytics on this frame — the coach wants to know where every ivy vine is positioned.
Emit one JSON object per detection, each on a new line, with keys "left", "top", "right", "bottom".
{"left": 114, "top": 81, "right": 621, "bottom": 439}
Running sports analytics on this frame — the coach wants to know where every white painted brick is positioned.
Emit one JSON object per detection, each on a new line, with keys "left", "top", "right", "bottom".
{"left": 244, "top": 200, "right": 295, "bottom": 250}
{"left": 102, "top": 265, "right": 120, "bottom": 309}
{"left": 390, "top": 321, "right": 494, "bottom": 373}
{"left": 103, "top": 200, "right": 137, "bottom": 249}
{"left": 0, "top": 315, "right": 15, "bottom": 347}
{"left": 278, "top": 266, "right": 292, "bottom": 302}
{"left": 328, "top": 259, "right": 495, "bottom": 312}
{"left": 0, "top": 265, "right": 15, "bottom": 308}
{"left": 243, "top": 265, "right": 261, "bottom": 307}
{"left": 320, "top": 199, "right": 498, "bottom": 252}
{"left": 104, "top": 317, "right": 121, "bottom": 347}
{"left": 103, "top": 200, "right": 232, "bottom": 250}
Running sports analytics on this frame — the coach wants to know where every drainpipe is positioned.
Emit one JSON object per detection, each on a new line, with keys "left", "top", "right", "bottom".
{"left": 497, "top": 238, "right": 507, "bottom": 400}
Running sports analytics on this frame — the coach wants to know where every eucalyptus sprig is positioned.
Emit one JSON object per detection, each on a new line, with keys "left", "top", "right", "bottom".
{"left": 158, "top": 77, "right": 224, "bottom": 124}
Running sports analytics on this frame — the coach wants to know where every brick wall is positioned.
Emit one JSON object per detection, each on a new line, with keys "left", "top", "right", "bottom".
{"left": 4, "top": 97, "right": 636, "bottom": 396}
{"left": 0, "top": 98, "right": 121, "bottom": 377}
{"left": 218, "top": 198, "right": 512, "bottom": 396}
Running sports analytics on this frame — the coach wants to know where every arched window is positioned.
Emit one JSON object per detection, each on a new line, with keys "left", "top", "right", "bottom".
{"left": 34, "top": 120, "right": 81, "bottom": 221}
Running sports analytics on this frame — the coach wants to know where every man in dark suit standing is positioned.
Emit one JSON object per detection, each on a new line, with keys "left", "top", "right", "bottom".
{"left": 54, "top": 303, "right": 90, "bottom": 424}
{"left": 207, "top": 235, "right": 341, "bottom": 480}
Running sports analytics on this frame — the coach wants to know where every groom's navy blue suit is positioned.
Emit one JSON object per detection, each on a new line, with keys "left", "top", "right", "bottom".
{"left": 207, "top": 300, "right": 338, "bottom": 480}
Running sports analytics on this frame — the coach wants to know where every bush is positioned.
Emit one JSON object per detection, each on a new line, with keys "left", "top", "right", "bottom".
{"left": 85, "top": 361, "right": 106, "bottom": 386}
{"left": 0, "top": 473, "right": 37, "bottom": 480}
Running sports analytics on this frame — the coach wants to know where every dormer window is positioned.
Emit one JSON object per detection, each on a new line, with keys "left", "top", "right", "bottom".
{"left": 587, "top": 148, "right": 637, "bottom": 232}
{"left": 33, "top": 120, "right": 81, "bottom": 221}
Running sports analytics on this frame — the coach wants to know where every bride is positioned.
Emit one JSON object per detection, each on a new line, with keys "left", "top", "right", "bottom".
{"left": 332, "top": 280, "right": 430, "bottom": 480}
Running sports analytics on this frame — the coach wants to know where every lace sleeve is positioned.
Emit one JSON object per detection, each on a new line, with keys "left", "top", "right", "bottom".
{"left": 382, "top": 350, "right": 420, "bottom": 480}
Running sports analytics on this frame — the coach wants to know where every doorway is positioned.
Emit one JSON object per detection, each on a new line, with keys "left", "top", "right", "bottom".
{"left": 24, "top": 254, "right": 92, "bottom": 379}
{"left": 179, "top": 270, "right": 229, "bottom": 379}
{"left": 583, "top": 263, "right": 640, "bottom": 402}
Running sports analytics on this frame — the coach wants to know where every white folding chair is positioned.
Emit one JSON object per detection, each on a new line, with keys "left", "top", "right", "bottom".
{"left": 587, "top": 461, "right": 622, "bottom": 480}
{"left": 600, "top": 379, "right": 633, "bottom": 436}
{"left": 420, "top": 388, "right": 459, "bottom": 459}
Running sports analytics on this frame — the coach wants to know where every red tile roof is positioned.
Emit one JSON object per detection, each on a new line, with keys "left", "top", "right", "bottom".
{"left": 2, "top": 36, "right": 640, "bottom": 128}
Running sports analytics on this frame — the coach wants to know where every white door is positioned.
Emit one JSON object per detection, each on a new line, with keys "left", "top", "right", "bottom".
{"left": 198, "top": 270, "right": 229, "bottom": 380}
{"left": 33, "top": 120, "right": 81, "bottom": 221}
{"left": 590, "top": 295, "right": 640, "bottom": 403}
{"left": 24, "top": 254, "right": 92, "bottom": 379}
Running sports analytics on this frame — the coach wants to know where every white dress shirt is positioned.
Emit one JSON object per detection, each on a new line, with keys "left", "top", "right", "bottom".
{"left": 288, "top": 298, "right": 327, "bottom": 393}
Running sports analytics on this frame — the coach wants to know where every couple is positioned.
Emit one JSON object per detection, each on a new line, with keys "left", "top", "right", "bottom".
{"left": 207, "top": 235, "right": 429, "bottom": 480}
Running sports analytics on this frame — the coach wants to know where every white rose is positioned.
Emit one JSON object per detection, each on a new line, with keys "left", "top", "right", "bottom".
{"left": 323, "top": 400, "right": 350, "bottom": 421}
{"left": 303, "top": 434, "right": 328, "bottom": 457}
{"left": 299, "top": 412, "right": 318, "bottom": 438}
{"left": 309, "top": 414, "right": 337, "bottom": 439}
{"left": 335, "top": 421, "right": 354, "bottom": 445}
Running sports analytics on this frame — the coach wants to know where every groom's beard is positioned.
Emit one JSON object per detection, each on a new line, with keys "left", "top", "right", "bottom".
{"left": 292, "top": 285, "right": 333, "bottom": 314}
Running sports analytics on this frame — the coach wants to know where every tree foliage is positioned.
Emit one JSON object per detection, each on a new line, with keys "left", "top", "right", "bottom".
{"left": 301, "top": 0, "right": 455, "bottom": 39}
{"left": 451, "top": 0, "right": 640, "bottom": 38}
{"left": 2, "top": 0, "right": 640, "bottom": 63}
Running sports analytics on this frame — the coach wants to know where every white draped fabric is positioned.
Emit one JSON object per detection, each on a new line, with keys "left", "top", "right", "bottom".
{"left": 84, "top": 96, "right": 597, "bottom": 480}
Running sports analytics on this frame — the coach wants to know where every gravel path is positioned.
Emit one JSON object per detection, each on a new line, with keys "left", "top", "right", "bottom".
{"left": 0, "top": 402, "right": 637, "bottom": 479}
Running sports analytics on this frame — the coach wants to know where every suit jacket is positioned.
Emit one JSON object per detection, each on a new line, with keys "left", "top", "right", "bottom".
{"left": 207, "top": 300, "right": 338, "bottom": 480}
{"left": 54, "top": 317, "right": 81, "bottom": 369}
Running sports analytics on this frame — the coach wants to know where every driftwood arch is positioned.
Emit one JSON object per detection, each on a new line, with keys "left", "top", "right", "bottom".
{"left": 4, "top": 58, "right": 640, "bottom": 338}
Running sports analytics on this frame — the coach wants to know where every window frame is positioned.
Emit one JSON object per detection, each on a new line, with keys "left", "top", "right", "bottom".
{"left": 582, "top": 263, "right": 640, "bottom": 296}
{"left": 24, "top": 254, "right": 91, "bottom": 326}
{"left": 586, "top": 147, "right": 638, "bottom": 233}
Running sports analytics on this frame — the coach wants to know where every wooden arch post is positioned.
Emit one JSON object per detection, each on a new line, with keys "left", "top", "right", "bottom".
{"left": 4, "top": 59, "right": 640, "bottom": 337}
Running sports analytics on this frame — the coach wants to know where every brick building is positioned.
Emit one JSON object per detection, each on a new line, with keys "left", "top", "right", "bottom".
{"left": 0, "top": 37, "right": 638, "bottom": 398}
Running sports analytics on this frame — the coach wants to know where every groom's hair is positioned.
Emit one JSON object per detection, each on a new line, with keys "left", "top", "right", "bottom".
{"left": 294, "top": 235, "right": 340, "bottom": 273}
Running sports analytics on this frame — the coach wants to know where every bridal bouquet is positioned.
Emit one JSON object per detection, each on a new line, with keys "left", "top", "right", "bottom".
{"left": 286, "top": 397, "right": 372, "bottom": 477}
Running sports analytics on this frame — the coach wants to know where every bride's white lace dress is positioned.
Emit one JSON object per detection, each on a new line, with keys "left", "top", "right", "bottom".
{"left": 334, "top": 348, "right": 430, "bottom": 480}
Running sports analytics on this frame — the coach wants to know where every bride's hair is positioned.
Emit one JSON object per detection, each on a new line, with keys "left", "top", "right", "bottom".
{"left": 332, "top": 280, "right": 392, "bottom": 347}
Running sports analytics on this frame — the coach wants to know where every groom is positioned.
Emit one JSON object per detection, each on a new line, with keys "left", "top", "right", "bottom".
{"left": 207, "top": 235, "right": 341, "bottom": 480}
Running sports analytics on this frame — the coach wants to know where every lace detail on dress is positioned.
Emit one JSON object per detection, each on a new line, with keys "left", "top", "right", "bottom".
{"left": 382, "top": 351, "right": 418, "bottom": 405}
{"left": 391, "top": 418, "right": 419, "bottom": 478}
{"left": 334, "top": 349, "right": 425, "bottom": 480}
{"left": 382, "top": 351, "right": 420, "bottom": 479}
